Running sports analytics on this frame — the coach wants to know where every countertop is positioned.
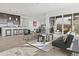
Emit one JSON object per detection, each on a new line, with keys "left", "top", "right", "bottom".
{"left": 1, "top": 26, "right": 28, "bottom": 29}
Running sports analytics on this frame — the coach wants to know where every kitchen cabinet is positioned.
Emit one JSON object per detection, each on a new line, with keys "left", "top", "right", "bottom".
{"left": 6, "top": 29, "right": 12, "bottom": 36}
{"left": 13, "top": 29, "right": 19, "bottom": 35}
{"left": 19, "top": 29, "right": 24, "bottom": 35}
{"left": 0, "top": 13, "right": 7, "bottom": 24}
{"left": 1, "top": 26, "right": 28, "bottom": 36}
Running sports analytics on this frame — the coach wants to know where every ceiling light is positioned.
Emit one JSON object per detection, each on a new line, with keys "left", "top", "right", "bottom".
{"left": 9, "top": 17, "right": 11, "bottom": 20}
{"left": 16, "top": 18, "right": 18, "bottom": 21}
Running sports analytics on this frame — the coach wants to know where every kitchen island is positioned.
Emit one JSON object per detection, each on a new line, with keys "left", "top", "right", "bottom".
{"left": 1, "top": 26, "right": 29, "bottom": 36}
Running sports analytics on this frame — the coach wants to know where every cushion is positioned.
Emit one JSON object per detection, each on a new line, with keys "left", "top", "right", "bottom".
{"left": 63, "top": 34, "right": 68, "bottom": 43}
{"left": 65, "top": 34, "right": 74, "bottom": 48}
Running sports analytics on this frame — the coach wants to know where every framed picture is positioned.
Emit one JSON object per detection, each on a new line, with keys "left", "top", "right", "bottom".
{"left": 33, "top": 21, "right": 37, "bottom": 27}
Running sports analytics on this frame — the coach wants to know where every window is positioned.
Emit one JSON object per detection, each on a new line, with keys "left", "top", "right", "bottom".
{"left": 49, "top": 14, "right": 72, "bottom": 34}
{"left": 73, "top": 13, "right": 79, "bottom": 35}
{"left": 63, "top": 15, "right": 72, "bottom": 34}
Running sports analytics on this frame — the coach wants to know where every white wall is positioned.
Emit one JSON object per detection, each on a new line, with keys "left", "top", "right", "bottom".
{"left": 21, "top": 15, "right": 45, "bottom": 31}
{"left": 21, "top": 13, "right": 46, "bottom": 31}
{"left": 21, "top": 16, "right": 32, "bottom": 30}
{"left": 34, "top": 14, "right": 46, "bottom": 24}
{"left": 21, "top": 17, "right": 29, "bottom": 27}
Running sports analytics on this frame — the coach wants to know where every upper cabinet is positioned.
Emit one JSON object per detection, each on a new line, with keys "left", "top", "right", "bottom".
{"left": 0, "top": 13, "right": 7, "bottom": 24}
{"left": 0, "top": 12, "right": 20, "bottom": 25}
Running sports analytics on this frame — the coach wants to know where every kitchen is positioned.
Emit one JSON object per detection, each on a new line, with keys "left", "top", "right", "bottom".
{"left": 0, "top": 12, "right": 30, "bottom": 37}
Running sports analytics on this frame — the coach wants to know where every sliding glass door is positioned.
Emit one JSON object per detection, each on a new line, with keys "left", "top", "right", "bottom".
{"left": 73, "top": 13, "right": 79, "bottom": 35}
{"left": 49, "top": 14, "right": 72, "bottom": 35}
{"left": 63, "top": 14, "right": 72, "bottom": 34}
{"left": 49, "top": 17, "right": 55, "bottom": 33}
{"left": 56, "top": 16, "right": 62, "bottom": 34}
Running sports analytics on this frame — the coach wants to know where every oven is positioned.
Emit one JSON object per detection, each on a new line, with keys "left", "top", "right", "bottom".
{"left": 6, "top": 29, "right": 12, "bottom": 36}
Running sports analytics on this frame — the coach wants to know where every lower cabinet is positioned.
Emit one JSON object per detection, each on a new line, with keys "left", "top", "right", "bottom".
{"left": 13, "top": 29, "right": 19, "bottom": 35}
{"left": 6, "top": 29, "right": 12, "bottom": 36}
{"left": 19, "top": 29, "right": 24, "bottom": 35}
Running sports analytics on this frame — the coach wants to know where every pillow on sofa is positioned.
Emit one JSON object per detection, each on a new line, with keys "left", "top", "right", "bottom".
{"left": 62, "top": 34, "right": 74, "bottom": 49}
{"left": 63, "top": 34, "right": 68, "bottom": 43}
{"left": 63, "top": 31, "right": 74, "bottom": 43}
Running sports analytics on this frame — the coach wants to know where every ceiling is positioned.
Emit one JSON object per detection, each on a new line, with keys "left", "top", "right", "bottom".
{"left": 0, "top": 3, "right": 79, "bottom": 17}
